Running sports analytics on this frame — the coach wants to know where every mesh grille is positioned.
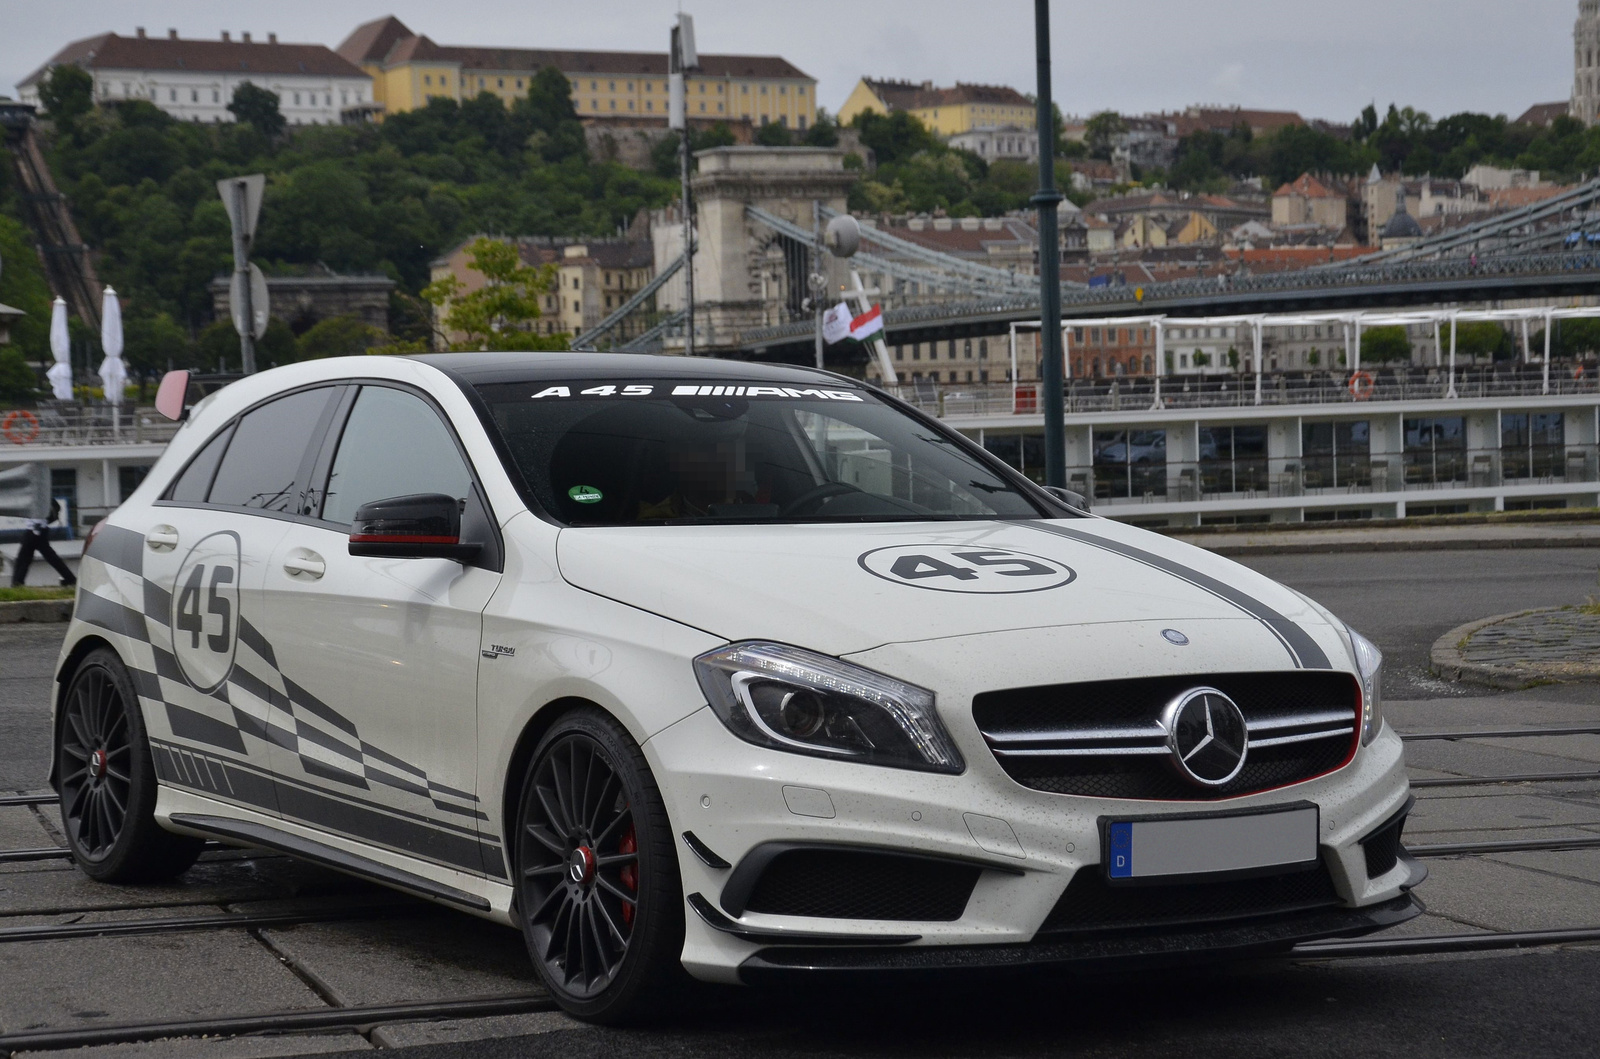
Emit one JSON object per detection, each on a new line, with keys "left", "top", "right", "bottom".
{"left": 974, "top": 671, "right": 1359, "bottom": 800}
{"left": 743, "top": 849, "right": 980, "bottom": 922}
{"left": 1038, "top": 864, "right": 1341, "bottom": 936}
{"left": 1362, "top": 813, "right": 1406, "bottom": 879}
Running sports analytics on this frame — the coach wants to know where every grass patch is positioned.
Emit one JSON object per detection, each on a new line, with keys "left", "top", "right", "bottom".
{"left": 1580, "top": 597, "right": 1600, "bottom": 617}
{"left": 0, "top": 586, "right": 75, "bottom": 602}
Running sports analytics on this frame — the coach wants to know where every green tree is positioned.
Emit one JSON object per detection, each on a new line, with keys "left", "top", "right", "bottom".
{"left": 803, "top": 109, "right": 840, "bottom": 147}
{"left": 228, "top": 82, "right": 286, "bottom": 138}
{"left": 1084, "top": 111, "right": 1126, "bottom": 161}
{"left": 296, "top": 314, "right": 383, "bottom": 360}
{"left": 1361, "top": 325, "right": 1412, "bottom": 363}
{"left": 122, "top": 311, "right": 196, "bottom": 393}
{"left": 513, "top": 67, "right": 586, "bottom": 162}
{"left": 755, "top": 119, "right": 793, "bottom": 147}
{"left": 39, "top": 65, "right": 94, "bottom": 126}
{"left": 421, "top": 237, "right": 563, "bottom": 351}
{"left": 0, "top": 216, "right": 54, "bottom": 365}
{"left": 196, "top": 315, "right": 295, "bottom": 371}
{"left": 849, "top": 109, "right": 938, "bottom": 166}
{"left": 0, "top": 348, "right": 37, "bottom": 402}
{"left": 1449, "top": 321, "right": 1509, "bottom": 360}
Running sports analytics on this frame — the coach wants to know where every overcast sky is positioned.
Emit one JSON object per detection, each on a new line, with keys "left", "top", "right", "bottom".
{"left": 0, "top": 1, "right": 1581, "bottom": 125}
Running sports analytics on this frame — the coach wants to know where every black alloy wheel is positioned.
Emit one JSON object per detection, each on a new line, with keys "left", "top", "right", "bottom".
{"left": 58, "top": 648, "right": 204, "bottom": 882}
{"left": 515, "top": 708, "right": 686, "bottom": 1022}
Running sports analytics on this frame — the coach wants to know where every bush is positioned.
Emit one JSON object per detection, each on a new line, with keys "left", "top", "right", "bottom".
{"left": 1361, "top": 326, "right": 1412, "bottom": 364}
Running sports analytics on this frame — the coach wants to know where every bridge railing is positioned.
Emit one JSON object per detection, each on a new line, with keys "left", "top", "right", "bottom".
{"left": 990, "top": 443, "right": 1600, "bottom": 510}
{"left": 1, "top": 405, "right": 179, "bottom": 448}
{"left": 890, "top": 366, "right": 1600, "bottom": 419}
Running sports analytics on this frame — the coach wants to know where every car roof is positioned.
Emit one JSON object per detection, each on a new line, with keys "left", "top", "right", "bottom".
{"left": 410, "top": 352, "right": 856, "bottom": 387}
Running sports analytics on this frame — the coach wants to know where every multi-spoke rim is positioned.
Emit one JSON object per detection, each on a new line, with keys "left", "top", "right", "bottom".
{"left": 518, "top": 733, "right": 639, "bottom": 999}
{"left": 59, "top": 665, "right": 132, "bottom": 863}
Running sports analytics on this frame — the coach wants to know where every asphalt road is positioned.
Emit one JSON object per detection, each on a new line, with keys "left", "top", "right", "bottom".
{"left": 1240, "top": 547, "right": 1600, "bottom": 699}
{"left": 0, "top": 547, "right": 1597, "bottom": 1058}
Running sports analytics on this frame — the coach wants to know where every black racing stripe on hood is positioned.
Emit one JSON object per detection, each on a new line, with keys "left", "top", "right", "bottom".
{"left": 1024, "top": 521, "right": 1332, "bottom": 670}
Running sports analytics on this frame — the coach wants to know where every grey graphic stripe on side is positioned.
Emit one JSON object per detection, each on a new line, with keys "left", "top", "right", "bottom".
{"left": 86, "top": 524, "right": 144, "bottom": 577}
{"left": 76, "top": 591, "right": 150, "bottom": 641}
{"left": 1025, "top": 521, "right": 1332, "bottom": 670}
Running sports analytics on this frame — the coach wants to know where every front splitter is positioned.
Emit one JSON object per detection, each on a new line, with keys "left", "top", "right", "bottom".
{"left": 737, "top": 893, "right": 1422, "bottom": 983}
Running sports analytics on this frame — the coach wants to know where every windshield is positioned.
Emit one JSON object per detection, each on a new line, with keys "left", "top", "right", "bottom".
{"left": 476, "top": 378, "right": 1043, "bottom": 525}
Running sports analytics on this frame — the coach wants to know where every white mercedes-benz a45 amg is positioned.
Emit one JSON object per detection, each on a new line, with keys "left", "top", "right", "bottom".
{"left": 51, "top": 353, "right": 1423, "bottom": 1021}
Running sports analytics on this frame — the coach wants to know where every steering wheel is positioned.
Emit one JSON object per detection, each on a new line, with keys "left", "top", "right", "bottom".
{"left": 779, "top": 481, "right": 863, "bottom": 517}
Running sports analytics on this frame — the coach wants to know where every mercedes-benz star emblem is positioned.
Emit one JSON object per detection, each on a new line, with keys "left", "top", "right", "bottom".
{"left": 1161, "top": 687, "right": 1249, "bottom": 787}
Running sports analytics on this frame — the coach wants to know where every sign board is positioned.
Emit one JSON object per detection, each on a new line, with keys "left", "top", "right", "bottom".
{"left": 217, "top": 174, "right": 265, "bottom": 241}
{"left": 230, "top": 263, "right": 270, "bottom": 339}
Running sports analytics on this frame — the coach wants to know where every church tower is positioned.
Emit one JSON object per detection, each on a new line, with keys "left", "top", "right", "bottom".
{"left": 1575, "top": 0, "right": 1600, "bottom": 125}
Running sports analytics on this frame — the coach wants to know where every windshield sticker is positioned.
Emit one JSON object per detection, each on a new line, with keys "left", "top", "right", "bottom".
{"left": 568, "top": 485, "right": 604, "bottom": 504}
{"left": 528, "top": 383, "right": 861, "bottom": 401}
{"left": 858, "top": 545, "right": 1077, "bottom": 595}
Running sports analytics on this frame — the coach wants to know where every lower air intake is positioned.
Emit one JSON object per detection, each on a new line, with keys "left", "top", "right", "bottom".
{"left": 1038, "top": 864, "right": 1341, "bottom": 937}
{"left": 1361, "top": 811, "right": 1408, "bottom": 879}
{"left": 743, "top": 848, "right": 980, "bottom": 922}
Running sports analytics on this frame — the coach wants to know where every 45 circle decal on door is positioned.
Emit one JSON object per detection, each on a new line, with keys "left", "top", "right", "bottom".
{"left": 171, "top": 531, "right": 242, "bottom": 692}
{"left": 857, "top": 544, "right": 1076, "bottom": 594}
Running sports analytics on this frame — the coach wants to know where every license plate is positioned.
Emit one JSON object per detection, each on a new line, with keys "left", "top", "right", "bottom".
{"left": 1102, "top": 803, "right": 1319, "bottom": 883}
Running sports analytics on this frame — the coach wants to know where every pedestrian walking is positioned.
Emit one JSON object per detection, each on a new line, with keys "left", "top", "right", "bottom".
{"left": 10, "top": 499, "right": 76, "bottom": 587}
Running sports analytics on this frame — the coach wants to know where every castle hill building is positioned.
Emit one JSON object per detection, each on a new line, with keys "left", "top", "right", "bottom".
{"left": 18, "top": 28, "right": 373, "bottom": 124}
{"left": 337, "top": 16, "right": 816, "bottom": 131}
{"left": 837, "top": 78, "right": 1035, "bottom": 136}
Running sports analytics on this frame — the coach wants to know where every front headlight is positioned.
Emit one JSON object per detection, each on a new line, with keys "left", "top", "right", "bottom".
{"left": 693, "top": 642, "right": 964, "bottom": 774}
{"left": 1348, "top": 627, "right": 1384, "bottom": 746}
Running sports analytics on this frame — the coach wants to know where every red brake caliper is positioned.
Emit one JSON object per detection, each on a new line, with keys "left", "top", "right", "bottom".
{"left": 619, "top": 822, "right": 638, "bottom": 925}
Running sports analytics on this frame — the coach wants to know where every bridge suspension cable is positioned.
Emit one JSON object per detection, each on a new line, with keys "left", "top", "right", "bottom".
{"left": 815, "top": 205, "right": 1046, "bottom": 292}
{"left": 571, "top": 250, "right": 688, "bottom": 351}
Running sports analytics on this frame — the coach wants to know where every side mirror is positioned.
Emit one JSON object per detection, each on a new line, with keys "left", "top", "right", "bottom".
{"left": 155, "top": 370, "right": 190, "bottom": 421}
{"left": 1043, "top": 484, "right": 1091, "bottom": 513}
{"left": 348, "top": 493, "right": 481, "bottom": 561}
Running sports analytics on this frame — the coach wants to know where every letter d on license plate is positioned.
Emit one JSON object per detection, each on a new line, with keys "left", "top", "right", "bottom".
{"left": 1103, "top": 803, "right": 1319, "bottom": 883}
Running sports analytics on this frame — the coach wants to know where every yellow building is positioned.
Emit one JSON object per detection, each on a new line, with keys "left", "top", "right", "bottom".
{"left": 339, "top": 17, "right": 816, "bottom": 130}
{"left": 837, "top": 78, "right": 1034, "bottom": 136}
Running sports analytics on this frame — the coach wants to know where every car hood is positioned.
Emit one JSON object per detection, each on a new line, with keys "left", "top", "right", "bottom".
{"left": 554, "top": 518, "right": 1347, "bottom": 666}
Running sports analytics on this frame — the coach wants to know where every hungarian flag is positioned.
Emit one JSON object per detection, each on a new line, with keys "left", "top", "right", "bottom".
{"left": 849, "top": 304, "right": 883, "bottom": 341}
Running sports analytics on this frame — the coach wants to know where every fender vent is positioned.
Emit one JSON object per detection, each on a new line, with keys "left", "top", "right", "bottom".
{"left": 1361, "top": 810, "right": 1408, "bottom": 879}
{"left": 743, "top": 849, "right": 980, "bottom": 922}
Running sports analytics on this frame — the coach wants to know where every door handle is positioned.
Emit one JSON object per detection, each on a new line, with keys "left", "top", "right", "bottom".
{"left": 282, "top": 552, "right": 325, "bottom": 579}
{"left": 145, "top": 525, "right": 179, "bottom": 551}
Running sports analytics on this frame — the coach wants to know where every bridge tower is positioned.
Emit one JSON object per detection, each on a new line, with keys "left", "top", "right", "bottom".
{"left": 1576, "top": 0, "right": 1600, "bottom": 125}
{"left": 685, "top": 147, "right": 855, "bottom": 347}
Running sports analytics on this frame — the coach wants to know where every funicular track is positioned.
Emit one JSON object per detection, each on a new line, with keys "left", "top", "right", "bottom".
{"left": 3, "top": 717, "right": 1600, "bottom": 1053}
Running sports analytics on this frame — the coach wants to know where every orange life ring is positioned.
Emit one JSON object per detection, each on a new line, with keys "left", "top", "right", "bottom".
{"left": 1347, "top": 370, "right": 1375, "bottom": 400}
{"left": 2, "top": 410, "right": 39, "bottom": 444}
{"left": 1576, "top": 363, "right": 1586, "bottom": 379}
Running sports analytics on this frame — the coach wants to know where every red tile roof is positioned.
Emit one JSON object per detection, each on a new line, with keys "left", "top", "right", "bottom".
{"left": 1515, "top": 101, "right": 1570, "bottom": 126}
{"left": 1273, "top": 173, "right": 1342, "bottom": 199}
{"left": 22, "top": 31, "right": 367, "bottom": 86}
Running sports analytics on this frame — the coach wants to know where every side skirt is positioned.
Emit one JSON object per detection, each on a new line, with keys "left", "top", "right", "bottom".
{"left": 169, "top": 812, "right": 491, "bottom": 912}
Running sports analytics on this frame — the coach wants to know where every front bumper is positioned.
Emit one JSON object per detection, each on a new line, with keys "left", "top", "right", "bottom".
{"left": 646, "top": 703, "right": 1418, "bottom": 984}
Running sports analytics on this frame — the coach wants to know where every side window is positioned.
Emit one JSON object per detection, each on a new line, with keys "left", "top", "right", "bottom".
{"left": 166, "top": 423, "right": 234, "bottom": 503}
{"left": 320, "top": 386, "right": 474, "bottom": 526}
{"left": 207, "top": 388, "right": 338, "bottom": 512}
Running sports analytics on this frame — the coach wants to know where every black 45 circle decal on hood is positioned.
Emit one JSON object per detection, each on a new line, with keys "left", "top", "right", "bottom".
{"left": 171, "top": 531, "right": 242, "bottom": 693}
{"left": 857, "top": 545, "right": 1077, "bottom": 594}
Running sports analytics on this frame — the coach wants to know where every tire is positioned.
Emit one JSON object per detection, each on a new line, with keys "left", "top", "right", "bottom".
{"left": 514, "top": 707, "right": 687, "bottom": 1023}
{"left": 58, "top": 647, "right": 205, "bottom": 883}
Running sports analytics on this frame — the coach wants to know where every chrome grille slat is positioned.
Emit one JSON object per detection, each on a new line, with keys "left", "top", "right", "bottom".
{"left": 972, "top": 672, "right": 1362, "bottom": 801}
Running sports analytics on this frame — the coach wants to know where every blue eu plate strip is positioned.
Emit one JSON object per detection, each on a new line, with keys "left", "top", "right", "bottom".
{"left": 1108, "top": 821, "right": 1133, "bottom": 878}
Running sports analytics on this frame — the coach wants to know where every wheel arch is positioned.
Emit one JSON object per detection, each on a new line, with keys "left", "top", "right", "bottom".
{"left": 49, "top": 633, "right": 116, "bottom": 790}
{"left": 498, "top": 695, "right": 617, "bottom": 885}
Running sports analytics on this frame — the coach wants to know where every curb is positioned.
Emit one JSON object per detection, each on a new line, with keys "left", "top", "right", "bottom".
{"left": 0, "top": 598, "right": 74, "bottom": 624}
{"left": 1429, "top": 608, "right": 1600, "bottom": 690}
{"left": 1191, "top": 536, "right": 1600, "bottom": 558}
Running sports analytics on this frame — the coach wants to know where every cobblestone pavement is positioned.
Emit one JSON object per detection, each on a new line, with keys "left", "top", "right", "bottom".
{"left": 1433, "top": 606, "right": 1600, "bottom": 687}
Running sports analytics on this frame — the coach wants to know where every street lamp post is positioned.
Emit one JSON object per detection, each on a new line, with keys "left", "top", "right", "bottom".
{"left": 1031, "top": 0, "right": 1066, "bottom": 488}
{"left": 670, "top": 15, "right": 698, "bottom": 357}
